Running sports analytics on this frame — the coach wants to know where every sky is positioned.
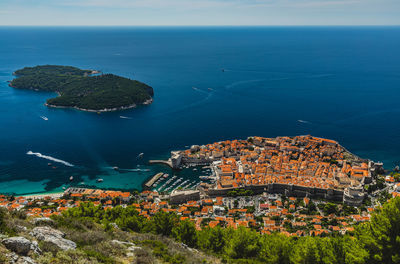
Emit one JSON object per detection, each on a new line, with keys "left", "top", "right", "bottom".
{"left": 0, "top": 0, "right": 399, "bottom": 26}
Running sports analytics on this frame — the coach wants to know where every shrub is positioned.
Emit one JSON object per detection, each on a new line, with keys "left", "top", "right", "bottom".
{"left": 134, "top": 248, "right": 154, "bottom": 264}
{"left": 37, "top": 250, "right": 100, "bottom": 264}
{"left": 0, "top": 208, "right": 16, "bottom": 236}
{"left": 10, "top": 209, "right": 27, "bottom": 220}
{"left": 39, "top": 241, "right": 62, "bottom": 255}
{"left": 83, "top": 249, "right": 115, "bottom": 264}
{"left": 65, "top": 229, "right": 109, "bottom": 247}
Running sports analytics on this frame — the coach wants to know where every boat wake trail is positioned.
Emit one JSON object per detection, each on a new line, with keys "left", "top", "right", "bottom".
{"left": 298, "top": 120, "right": 312, "bottom": 124}
{"left": 103, "top": 166, "right": 150, "bottom": 172}
{"left": 120, "top": 168, "right": 150, "bottom": 172}
{"left": 225, "top": 79, "right": 265, "bottom": 90}
{"left": 26, "top": 151, "right": 74, "bottom": 167}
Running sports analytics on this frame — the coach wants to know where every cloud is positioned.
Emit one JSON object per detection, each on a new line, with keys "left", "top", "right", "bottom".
{"left": 229, "top": 0, "right": 364, "bottom": 8}
{"left": 290, "top": 0, "right": 362, "bottom": 7}
{"left": 1, "top": 0, "right": 384, "bottom": 12}
{"left": 0, "top": 0, "right": 398, "bottom": 25}
{"left": 59, "top": 0, "right": 234, "bottom": 9}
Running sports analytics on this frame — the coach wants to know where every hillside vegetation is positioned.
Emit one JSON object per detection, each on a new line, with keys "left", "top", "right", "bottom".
{"left": 1, "top": 197, "right": 400, "bottom": 263}
{"left": 10, "top": 65, "right": 154, "bottom": 111}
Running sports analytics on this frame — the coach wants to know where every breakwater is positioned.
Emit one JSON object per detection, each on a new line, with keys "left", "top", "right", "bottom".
{"left": 143, "top": 172, "right": 164, "bottom": 189}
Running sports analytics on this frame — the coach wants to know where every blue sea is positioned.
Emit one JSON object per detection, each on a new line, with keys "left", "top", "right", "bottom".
{"left": 1, "top": 26, "right": 400, "bottom": 195}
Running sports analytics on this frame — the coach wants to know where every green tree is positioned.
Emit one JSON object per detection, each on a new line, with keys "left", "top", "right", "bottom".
{"left": 290, "top": 237, "right": 335, "bottom": 264}
{"left": 258, "top": 233, "right": 292, "bottom": 264}
{"left": 150, "top": 211, "right": 178, "bottom": 236}
{"left": 330, "top": 236, "right": 367, "bottom": 264}
{"left": 0, "top": 208, "right": 8, "bottom": 234}
{"left": 356, "top": 197, "right": 400, "bottom": 263}
{"left": 198, "top": 226, "right": 228, "bottom": 254}
{"left": 173, "top": 220, "right": 198, "bottom": 248}
{"left": 114, "top": 212, "right": 143, "bottom": 232}
{"left": 307, "top": 201, "right": 318, "bottom": 215}
{"left": 323, "top": 203, "right": 338, "bottom": 215}
{"left": 225, "top": 227, "right": 261, "bottom": 259}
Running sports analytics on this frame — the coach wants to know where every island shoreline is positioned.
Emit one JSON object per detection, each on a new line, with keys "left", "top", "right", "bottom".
{"left": 9, "top": 65, "right": 154, "bottom": 113}
{"left": 10, "top": 82, "right": 154, "bottom": 113}
{"left": 44, "top": 98, "right": 153, "bottom": 113}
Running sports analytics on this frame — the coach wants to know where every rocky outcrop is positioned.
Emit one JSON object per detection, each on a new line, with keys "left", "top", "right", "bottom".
{"left": 2, "top": 237, "right": 32, "bottom": 256}
{"left": 30, "top": 241, "right": 41, "bottom": 255}
{"left": 6, "top": 253, "right": 37, "bottom": 264}
{"left": 30, "top": 226, "right": 64, "bottom": 240}
{"left": 110, "top": 239, "right": 135, "bottom": 247}
{"left": 16, "top": 256, "right": 37, "bottom": 264}
{"left": 30, "top": 226, "right": 76, "bottom": 251}
{"left": 15, "top": 225, "right": 28, "bottom": 232}
{"left": 126, "top": 245, "right": 142, "bottom": 257}
{"left": 31, "top": 217, "right": 55, "bottom": 226}
{"left": 110, "top": 240, "right": 141, "bottom": 257}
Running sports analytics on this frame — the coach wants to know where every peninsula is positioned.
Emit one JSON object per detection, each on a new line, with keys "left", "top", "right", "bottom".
{"left": 165, "top": 135, "right": 385, "bottom": 206}
{"left": 9, "top": 65, "right": 154, "bottom": 112}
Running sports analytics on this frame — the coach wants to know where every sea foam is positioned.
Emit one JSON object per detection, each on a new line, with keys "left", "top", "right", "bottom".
{"left": 27, "top": 151, "right": 74, "bottom": 167}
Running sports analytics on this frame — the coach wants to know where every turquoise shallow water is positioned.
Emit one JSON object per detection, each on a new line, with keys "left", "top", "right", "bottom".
{"left": 0, "top": 26, "right": 400, "bottom": 195}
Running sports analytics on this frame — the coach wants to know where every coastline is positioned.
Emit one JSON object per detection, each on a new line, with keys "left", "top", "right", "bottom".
{"left": 20, "top": 191, "right": 65, "bottom": 200}
{"left": 10, "top": 82, "right": 154, "bottom": 112}
{"left": 45, "top": 98, "right": 153, "bottom": 113}
{"left": 8, "top": 66, "right": 154, "bottom": 113}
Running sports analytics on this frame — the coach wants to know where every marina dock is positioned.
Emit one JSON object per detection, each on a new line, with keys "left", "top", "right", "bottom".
{"left": 144, "top": 172, "right": 164, "bottom": 189}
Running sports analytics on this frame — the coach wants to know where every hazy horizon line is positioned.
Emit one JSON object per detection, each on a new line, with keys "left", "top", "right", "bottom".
{"left": 1, "top": 24, "right": 400, "bottom": 27}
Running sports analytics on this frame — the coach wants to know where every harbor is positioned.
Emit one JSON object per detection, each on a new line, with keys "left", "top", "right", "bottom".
{"left": 142, "top": 161, "right": 214, "bottom": 193}
{"left": 143, "top": 172, "right": 164, "bottom": 189}
{"left": 148, "top": 159, "right": 173, "bottom": 168}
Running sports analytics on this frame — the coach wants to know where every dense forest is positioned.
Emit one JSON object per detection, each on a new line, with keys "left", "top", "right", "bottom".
{"left": 13, "top": 65, "right": 94, "bottom": 77}
{"left": 10, "top": 65, "right": 154, "bottom": 111}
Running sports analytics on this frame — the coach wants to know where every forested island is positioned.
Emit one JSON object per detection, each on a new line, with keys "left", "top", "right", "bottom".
{"left": 10, "top": 65, "right": 154, "bottom": 112}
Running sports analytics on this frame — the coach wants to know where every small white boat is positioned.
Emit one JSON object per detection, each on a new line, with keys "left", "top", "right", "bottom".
{"left": 137, "top": 153, "right": 144, "bottom": 158}
{"left": 97, "top": 179, "right": 103, "bottom": 182}
{"left": 69, "top": 176, "right": 73, "bottom": 181}
{"left": 40, "top": 116, "right": 48, "bottom": 121}
{"left": 119, "top": 116, "right": 131, "bottom": 119}
{"left": 113, "top": 166, "right": 119, "bottom": 170}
